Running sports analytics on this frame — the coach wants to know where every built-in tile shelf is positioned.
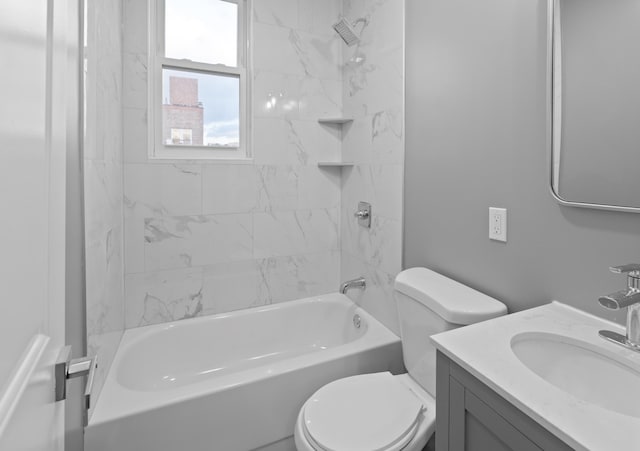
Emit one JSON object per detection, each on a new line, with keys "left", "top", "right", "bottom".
{"left": 317, "top": 118, "right": 354, "bottom": 125}
{"left": 318, "top": 118, "right": 353, "bottom": 168}
{"left": 317, "top": 161, "right": 355, "bottom": 168}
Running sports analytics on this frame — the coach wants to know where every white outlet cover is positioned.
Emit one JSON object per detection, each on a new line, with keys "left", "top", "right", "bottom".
{"left": 489, "top": 207, "right": 507, "bottom": 242}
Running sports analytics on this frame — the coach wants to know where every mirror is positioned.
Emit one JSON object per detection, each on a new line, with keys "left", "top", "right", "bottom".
{"left": 550, "top": 0, "right": 640, "bottom": 212}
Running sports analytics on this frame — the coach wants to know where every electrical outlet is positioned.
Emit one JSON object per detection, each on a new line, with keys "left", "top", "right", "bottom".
{"left": 489, "top": 207, "right": 507, "bottom": 242}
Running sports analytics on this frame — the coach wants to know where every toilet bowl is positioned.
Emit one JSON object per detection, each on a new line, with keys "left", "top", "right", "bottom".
{"left": 294, "top": 373, "right": 435, "bottom": 451}
{"left": 294, "top": 268, "right": 507, "bottom": 451}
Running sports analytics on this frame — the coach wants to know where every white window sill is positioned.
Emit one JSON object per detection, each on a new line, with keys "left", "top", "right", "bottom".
{"left": 147, "top": 155, "right": 254, "bottom": 165}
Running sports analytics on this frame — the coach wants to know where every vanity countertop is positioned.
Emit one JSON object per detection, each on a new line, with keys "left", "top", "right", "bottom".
{"left": 431, "top": 301, "right": 640, "bottom": 451}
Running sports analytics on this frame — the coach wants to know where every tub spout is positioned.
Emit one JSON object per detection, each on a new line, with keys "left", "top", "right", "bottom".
{"left": 340, "top": 277, "right": 366, "bottom": 294}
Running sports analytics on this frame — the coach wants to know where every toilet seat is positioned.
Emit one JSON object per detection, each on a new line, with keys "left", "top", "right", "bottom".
{"left": 301, "top": 372, "right": 424, "bottom": 451}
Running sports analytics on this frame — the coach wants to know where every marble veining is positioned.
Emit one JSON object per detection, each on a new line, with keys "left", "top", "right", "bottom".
{"left": 85, "top": 0, "right": 125, "bottom": 419}
{"left": 253, "top": 0, "right": 299, "bottom": 29}
{"left": 256, "top": 165, "right": 299, "bottom": 211}
{"left": 341, "top": 207, "right": 402, "bottom": 276}
{"left": 141, "top": 288, "right": 204, "bottom": 322}
{"left": 144, "top": 214, "right": 253, "bottom": 271}
{"left": 257, "top": 252, "right": 340, "bottom": 305}
{"left": 121, "top": 0, "right": 346, "bottom": 329}
{"left": 124, "top": 252, "right": 339, "bottom": 328}
{"left": 125, "top": 267, "right": 202, "bottom": 327}
{"left": 341, "top": 251, "right": 400, "bottom": 334}
{"left": 254, "top": 208, "right": 339, "bottom": 258}
{"left": 340, "top": 0, "right": 404, "bottom": 336}
{"left": 119, "top": 0, "right": 406, "bottom": 336}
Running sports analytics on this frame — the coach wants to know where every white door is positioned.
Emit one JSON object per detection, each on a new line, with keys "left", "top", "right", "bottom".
{"left": 0, "top": 0, "right": 73, "bottom": 449}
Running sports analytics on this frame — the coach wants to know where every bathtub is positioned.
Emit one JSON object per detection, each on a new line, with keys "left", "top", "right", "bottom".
{"left": 85, "top": 293, "right": 403, "bottom": 451}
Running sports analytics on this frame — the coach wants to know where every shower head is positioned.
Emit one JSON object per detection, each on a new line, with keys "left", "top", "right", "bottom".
{"left": 333, "top": 17, "right": 360, "bottom": 46}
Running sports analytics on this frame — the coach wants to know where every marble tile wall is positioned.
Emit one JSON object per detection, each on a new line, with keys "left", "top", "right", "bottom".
{"left": 84, "top": 0, "right": 125, "bottom": 416}
{"left": 340, "top": 0, "right": 405, "bottom": 335}
{"left": 122, "top": 0, "right": 344, "bottom": 328}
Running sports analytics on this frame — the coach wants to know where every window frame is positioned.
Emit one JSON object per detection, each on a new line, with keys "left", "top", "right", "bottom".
{"left": 149, "top": 0, "right": 250, "bottom": 160}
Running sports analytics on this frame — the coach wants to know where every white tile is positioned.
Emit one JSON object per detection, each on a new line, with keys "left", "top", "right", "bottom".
{"left": 339, "top": 0, "right": 405, "bottom": 340}
{"left": 144, "top": 214, "right": 253, "bottom": 271}
{"left": 346, "top": 58, "right": 404, "bottom": 116}
{"left": 256, "top": 165, "right": 299, "bottom": 211}
{"left": 298, "top": 76, "right": 342, "bottom": 119}
{"left": 85, "top": 224, "right": 125, "bottom": 335}
{"left": 253, "top": 23, "right": 306, "bottom": 76}
{"left": 342, "top": 0, "right": 404, "bottom": 116}
{"left": 371, "top": 108, "right": 404, "bottom": 165}
{"left": 123, "top": 52, "right": 148, "bottom": 109}
{"left": 125, "top": 267, "right": 204, "bottom": 328}
{"left": 87, "top": 330, "right": 123, "bottom": 418}
{"left": 362, "top": 0, "right": 404, "bottom": 53}
{"left": 298, "top": 0, "right": 342, "bottom": 36}
{"left": 254, "top": 208, "right": 339, "bottom": 258}
{"left": 85, "top": 0, "right": 125, "bottom": 419}
{"left": 297, "top": 166, "right": 340, "bottom": 209}
{"left": 84, "top": 160, "right": 122, "bottom": 243}
{"left": 202, "top": 165, "right": 260, "bottom": 214}
{"left": 342, "top": 116, "right": 373, "bottom": 164}
{"left": 124, "top": 163, "right": 202, "bottom": 217}
{"left": 252, "top": 70, "right": 301, "bottom": 119}
{"left": 286, "top": 119, "right": 342, "bottom": 164}
{"left": 253, "top": 0, "right": 299, "bottom": 29}
{"left": 341, "top": 207, "right": 402, "bottom": 275}
{"left": 340, "top": 251, "right": 400, "bottom": 336}
{"left": 124, "top": 209, "right": 145, "bottom": 275}
{"left": 258, "top": 251, "right": 340, "bottom": 304}
{"left": 202, "top": 260, "right": 265, "bottom": 314}
{"left": 123, "top": 107, "right": 148, "bottom": 163}
{"left": 123, "top": 0, "right": 148, "bottom": 54}
{"left": 253, "top": 118, "right": 294, "bottom": 164}
{"left": 295, "top": 30, "right": 342, "bottom": 80}
{"left": 342, "top": 164, "right": 404, "bottom": 220}
{"left": 112, "top": 0, "right": 408, "bottom": 338}
{"left": 95, "top": 73, "right": 123, "bottom": 163}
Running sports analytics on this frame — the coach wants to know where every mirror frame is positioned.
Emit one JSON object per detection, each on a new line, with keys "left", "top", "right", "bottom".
{"left": 547, "top": 0, "right": 640, "bottom": 213}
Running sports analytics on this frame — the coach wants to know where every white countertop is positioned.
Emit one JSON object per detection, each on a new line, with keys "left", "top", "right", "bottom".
{"left": 431, "top": 301, "right": 640, "bottom": 451}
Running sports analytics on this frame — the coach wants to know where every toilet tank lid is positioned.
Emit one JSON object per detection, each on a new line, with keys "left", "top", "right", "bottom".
{"left": 395, "top": 268, "right": 507, "bottom": 325}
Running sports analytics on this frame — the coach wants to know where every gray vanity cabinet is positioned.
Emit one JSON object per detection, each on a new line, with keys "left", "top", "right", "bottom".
{"left": 435, "top": 351, "right": 573, "bottom": 451}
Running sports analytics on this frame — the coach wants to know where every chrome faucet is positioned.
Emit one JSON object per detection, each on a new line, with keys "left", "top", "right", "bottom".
{"left": 598, "top": 264, "right": 640, "bottom": 352}
{"left": 340, "top": 277, "right": 366, "bottom": 294}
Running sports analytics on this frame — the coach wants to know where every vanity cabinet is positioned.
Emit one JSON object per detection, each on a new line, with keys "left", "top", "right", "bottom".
{"left": 435, "top": 351, "right": 573, "bottom": 451}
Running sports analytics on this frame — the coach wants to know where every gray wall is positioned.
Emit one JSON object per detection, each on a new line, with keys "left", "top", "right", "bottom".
{"left": 404, "top": 0, "right": 640, "bottom": 323}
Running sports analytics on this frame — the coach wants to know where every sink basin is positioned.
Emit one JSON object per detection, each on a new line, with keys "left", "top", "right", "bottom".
{"left": 511, "top": 332, "right": 640, "bottom": 418}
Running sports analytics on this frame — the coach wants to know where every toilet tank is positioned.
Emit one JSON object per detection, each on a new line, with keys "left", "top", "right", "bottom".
{"left": 394, "top": 268, "right": 507, "bottom": 397}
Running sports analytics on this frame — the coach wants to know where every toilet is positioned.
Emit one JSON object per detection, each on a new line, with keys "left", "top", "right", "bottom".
{"left": 294, "top": 267, "right": 508, "bottom": 451}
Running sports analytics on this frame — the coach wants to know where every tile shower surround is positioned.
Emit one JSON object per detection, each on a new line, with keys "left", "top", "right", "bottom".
{"left": 84, "top": 0, "right": 125, "bottom": 417}
{"left": 85, "top": 0, "right": 405, "bottom": 416}
{"left": 122, "top": 0, "right": 345, "bottom": 328}
{"left": 340, "top": 0, "right": 405, "bottom": 335}
{"left": 121, "top": 0, "right": 404, "bottom": 332}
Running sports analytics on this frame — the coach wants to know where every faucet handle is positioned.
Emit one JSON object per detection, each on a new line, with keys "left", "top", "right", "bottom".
{"left": 609, "top": 264, "right": 640, "bottom": 275}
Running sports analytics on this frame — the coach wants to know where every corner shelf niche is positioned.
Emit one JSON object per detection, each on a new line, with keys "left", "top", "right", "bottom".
{"left": 317, "top": 161, "right": 355, "bottom": 168}
{"left": 317, "top": 118, "right": 354, "bottom": 125}
{"left": 317, "top": 118, "right": 354, "bottom": 168}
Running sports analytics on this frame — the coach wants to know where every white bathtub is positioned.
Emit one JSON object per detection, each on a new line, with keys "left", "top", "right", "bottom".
{"left": 85, "top": 293, "right": 403, "bottom": 451}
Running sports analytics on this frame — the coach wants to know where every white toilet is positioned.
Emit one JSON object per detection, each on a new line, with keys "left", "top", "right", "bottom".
{"left": 294, "top": 267, "right": 507, "bottom": 451}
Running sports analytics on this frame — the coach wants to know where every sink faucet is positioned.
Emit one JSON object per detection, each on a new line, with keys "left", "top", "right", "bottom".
{"left": 340, "top": 277, "right": 366, "bottom": 294}
{"left": 598, "top": 264, "right": 640, "bottom": 351}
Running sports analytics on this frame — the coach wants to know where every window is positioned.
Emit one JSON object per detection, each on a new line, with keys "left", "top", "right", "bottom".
{"left": 150, "top": 0, "right": 249, "bottom": 159}
{"left": 170, "top": 128, "right": 193, "bottom": 145}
